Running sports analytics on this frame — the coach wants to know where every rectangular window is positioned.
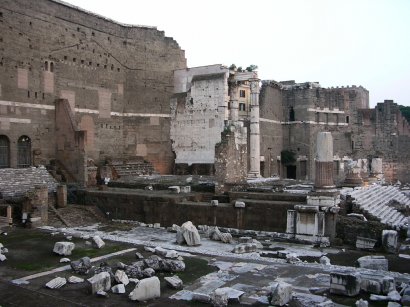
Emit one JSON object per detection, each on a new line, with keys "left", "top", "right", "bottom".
{"left": 346, "top": 115, "right": 350, "bottom": 124}
{"left": 239, "top": 103, "right": 246, "bottom": 111}
{"left": 239, "top": 90, "right": 246, "bottom": 98}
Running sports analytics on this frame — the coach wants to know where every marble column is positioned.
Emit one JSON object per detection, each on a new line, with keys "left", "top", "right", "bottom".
{"left": 248, "top": 78, "right": 261, "bottom": 178}
{"left": 315, "top": 132, "right": 335, "bottom": 189}
{"left": 229, "top": 82, "right": 239, "bottom": 123}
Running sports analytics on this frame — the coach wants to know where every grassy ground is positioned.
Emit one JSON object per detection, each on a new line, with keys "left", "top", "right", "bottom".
{"left": 0, "top": 227, "right": 129, "bottom": 277}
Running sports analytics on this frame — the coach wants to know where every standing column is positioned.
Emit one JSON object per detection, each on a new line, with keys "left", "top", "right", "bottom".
{"left": 314, "top": 132, "right": 335, "bottom": 189}
{"left": 248, "top": 78, "right": 261, "bottom": 178}
{"left": 229, "top": 82, "right": 239, "bottom": 123}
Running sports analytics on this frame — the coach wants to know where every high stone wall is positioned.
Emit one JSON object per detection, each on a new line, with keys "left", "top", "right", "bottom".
{"left": 0, "top": 0, "right": 186, "bottom": 175}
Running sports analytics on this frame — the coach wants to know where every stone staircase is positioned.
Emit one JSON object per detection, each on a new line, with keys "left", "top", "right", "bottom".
{"left": 110, "top": 159, "right": 157, "bottom": 179}
{"left": 348, "top": 185, "right": 410, "bottom": 229}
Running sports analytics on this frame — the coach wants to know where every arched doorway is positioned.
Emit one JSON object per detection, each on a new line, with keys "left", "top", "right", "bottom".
{"left": 17, "top": 135, "right": 31, "bottom": 168}
{"left": 0, "top": 135, "right": 10, "bottom": 168}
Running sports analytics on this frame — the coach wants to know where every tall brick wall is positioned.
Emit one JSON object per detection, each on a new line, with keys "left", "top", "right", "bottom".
{"left": 0, "top": 0, "right": 186, "bottom": 175}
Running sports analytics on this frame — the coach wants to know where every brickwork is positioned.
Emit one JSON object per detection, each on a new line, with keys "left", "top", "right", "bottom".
{"left": 0, "top": 0, "right": 186, "bottom": 179}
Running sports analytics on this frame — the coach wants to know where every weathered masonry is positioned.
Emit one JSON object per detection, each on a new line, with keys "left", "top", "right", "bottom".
{"left": 259, "top": 81, "right": 410, "bottom": 183}
{"left": 0, "top": 0, "right": 186, "bottom": 184}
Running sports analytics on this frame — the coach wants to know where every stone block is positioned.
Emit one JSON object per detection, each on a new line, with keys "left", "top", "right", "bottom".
{"left": 357, "top": 256, "right": 388, "bottom": 271}
{"left": 320, "top": 256, "right": 331, "bottom": 265}
{"left": 360, "top": 279, "right": 381, "bottom": 294}
{"left": 234, "top": 201, "right": 245, "bottom": 208}
{"left": 269, "top": 281, "right": 293, "bottom": 306}
{"left": 164, "top": 276, "right": 183, "bottom": 289}
{"left": 355, "top": 299, "right": 368, "bottom": 307}
{"left": 53, "top": 242, "right": 75, "bottom": 256}
{"left": 178, "top": 221, "right": 201, "bottom": 246}
{"left": 168, "top": 186, "right": 180, "bottom": 194}
{"left": 180, "top": 186, "right": 191, "bottom": 193}
{"left": 330, "top": 272, "right": 361, "bottom": 296}
{"left": 129, "top": 276, "right": 160, "bottom": 301}
{"left": 211, "top": 288, "right": 229, "bottom": 307}
{"left": 111, "top": 284, "right": 125, "bottom": 294}
{"left": 356, "top": 236, "right": 377, "bottom": 250}
{"left": 87, "top": 272, "right": 111, "bottom": 294}
{"left": 45, "top": 277, "right": 67, "bottom": 289}
{"left": 68, "top": 276, "right": 84, "bottom": 283}
{"left": 71, "top": 256, "right": 92, "bottom": 275}
{"left": 232, "top": 243, "right": 257, "bottom": 254}
{"left": 114, "top": 270, "right": 129, "bottom": 286}
{"left": 92, "top": 235, "right": 105, "bottom": 249}
{"left": 238, "top": 236, "right": 253, "bottom": 243}
{"left": 382, "top": 230, "right": 398, "bottom": 253}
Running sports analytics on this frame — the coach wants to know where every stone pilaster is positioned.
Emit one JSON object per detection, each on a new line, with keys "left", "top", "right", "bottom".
{"left": 248, "top": 78, "right": 261, "bottom": 178}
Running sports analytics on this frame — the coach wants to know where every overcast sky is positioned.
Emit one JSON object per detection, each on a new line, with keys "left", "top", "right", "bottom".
{"left": 63, "top": 0, "right": 410, "bottom": 107}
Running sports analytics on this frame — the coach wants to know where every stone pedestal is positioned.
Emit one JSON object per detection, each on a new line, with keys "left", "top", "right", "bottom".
{"left": 30, "top": 185, "right": 49, "bottom": 227}
{"left": 57, "top": 184, "right": 67, "bottom": 208}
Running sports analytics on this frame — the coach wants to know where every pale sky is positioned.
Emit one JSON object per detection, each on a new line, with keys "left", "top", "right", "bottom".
{"left": 63, "top": 0, "right": 410, "bottom": 107}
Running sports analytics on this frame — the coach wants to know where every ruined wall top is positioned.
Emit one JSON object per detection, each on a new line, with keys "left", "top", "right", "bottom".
{"left": 52, "top": 0, "right": 157, "bottom": 29}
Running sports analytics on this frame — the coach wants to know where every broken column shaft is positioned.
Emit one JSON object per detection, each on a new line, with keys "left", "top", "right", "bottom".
{"left": 315, "top": 132, "right": 335, "bottom": 190}
{"left": 248, "top": 78, "right": 261, "bottom": 178}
